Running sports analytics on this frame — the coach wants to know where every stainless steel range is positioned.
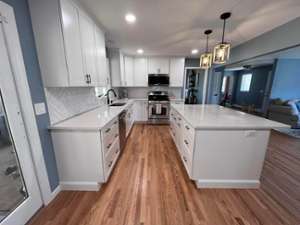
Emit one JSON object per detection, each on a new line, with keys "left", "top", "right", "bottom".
{"left": 148, "top": 91, "right": 170, "bottom": 124}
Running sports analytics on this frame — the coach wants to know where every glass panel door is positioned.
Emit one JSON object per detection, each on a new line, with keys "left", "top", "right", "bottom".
{"left": 0, "top": 91, "right": 28, "bottom": 222}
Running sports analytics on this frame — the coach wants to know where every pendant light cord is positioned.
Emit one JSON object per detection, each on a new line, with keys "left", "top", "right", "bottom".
{"left": 222, "top": 19, "right": 226, "bottom": 43}
{"left": 206, "top": 34, "right": 209, "bottom": 53}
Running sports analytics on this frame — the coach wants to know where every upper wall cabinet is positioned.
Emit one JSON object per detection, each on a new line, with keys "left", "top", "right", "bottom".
{"left": 148, "top": 57, "right": 170, "bottom": 74}
{"left": 169, "top": 57, "right": 185, "bottom": 87}
{"left": 133, "top": 57, "right": 148, "bottom": 87}
{"left": 28, "top": 0, "right": 108, "bottom": 87}
{"left": 124, "top": 56, "right": 134, "bottom": 87}
{"left": 109, "top": 49, "right": 124, "bottom": 87}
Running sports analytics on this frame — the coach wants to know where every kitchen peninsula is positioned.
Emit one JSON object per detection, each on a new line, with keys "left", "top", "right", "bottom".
{"left": 170, "top": 104, "right": 288, "bottom": 188}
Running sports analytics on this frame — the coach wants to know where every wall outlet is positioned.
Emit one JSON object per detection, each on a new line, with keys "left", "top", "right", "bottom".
{"left": 34, "top": 102, "right": 47, "bottom": 116}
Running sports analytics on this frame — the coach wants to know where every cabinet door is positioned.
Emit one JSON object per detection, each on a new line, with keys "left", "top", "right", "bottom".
{"left": 134, "top": 57, "right": 148, "bottom": 86}
{"left": 79, "top": 12, "right": 97, "bottom": 86}
{"left": 170, "top": 57, "right": 185, "bottom": 87}
{"left": 124, "top": 56, "right": 134, "bottom": 86}
{"left": 94, "top": 26, "right": 107, "bottom": 87}
{"left": 60, "top": 0, "right": 85, "bottom": 86}
{"left": 148, "top": 57, "right": 170, "bottom": 74}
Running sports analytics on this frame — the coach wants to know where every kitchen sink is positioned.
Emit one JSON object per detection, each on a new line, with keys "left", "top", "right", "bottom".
{"left": 109, "top": 102, "right": 126, "bottom": 106}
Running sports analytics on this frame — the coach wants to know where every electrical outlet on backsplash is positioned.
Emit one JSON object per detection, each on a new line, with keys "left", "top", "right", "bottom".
{"left": 45, "top": 87, "right": 107, "bottom": 124}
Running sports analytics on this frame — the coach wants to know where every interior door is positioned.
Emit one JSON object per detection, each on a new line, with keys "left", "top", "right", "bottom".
{"left": 0, "top": 23, "right": 42, "bottom": 225}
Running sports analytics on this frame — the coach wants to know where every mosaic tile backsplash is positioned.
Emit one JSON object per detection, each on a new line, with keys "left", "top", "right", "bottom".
{"left": 45, "top": 87, "right": 106, "bottom": 124}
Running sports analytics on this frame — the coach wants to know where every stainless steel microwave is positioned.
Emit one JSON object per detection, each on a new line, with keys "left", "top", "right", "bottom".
{"left": 148, "top": 74, "right": 169, "bottom": 86}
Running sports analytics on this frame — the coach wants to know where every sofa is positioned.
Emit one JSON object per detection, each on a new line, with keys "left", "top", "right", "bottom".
{"left": 268, "top": 99, "right": 300, "bottom": 128}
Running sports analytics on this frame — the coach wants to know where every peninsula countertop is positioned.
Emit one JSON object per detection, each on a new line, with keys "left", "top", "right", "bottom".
{"left": 50, "top": 100, "right": 135, "bottom": 131}
{"left": 171, "top": 103, "right": 289, "bottom": 130}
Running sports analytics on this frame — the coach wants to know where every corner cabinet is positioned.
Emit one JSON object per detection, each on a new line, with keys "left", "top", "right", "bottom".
{"left": 169, "top": 57, "right": 185, "bottom": 87}
{"left": 28, "top": 0, "right": 109, "bottom": 87}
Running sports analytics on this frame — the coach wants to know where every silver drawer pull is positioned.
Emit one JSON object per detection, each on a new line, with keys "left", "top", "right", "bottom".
{"left": 177, "top": 123, "right": 181, "bottom": 127}
{"left": 185, "top": 125, "right": 190, "bottom": 130}
{"left": 115, "top": 134, "right": 119, "bottom": 138}
{"left": 105, "top": 128, "right": 111, "bottom": 133}
{"left": 115, "top": 148, "right": 119, "bottom": 154}
{"left": 178, "top": 117, "right": 182, "bottom": 121}
{"left": 113, "top": 121, "right": 118, "bottom": 125}
{"left": 108, "top": 161, "right": 113, "bottom": 168}
{"left": 183, "top": 156, "right": 187, "bottom": 162}
{"left": 184, "top": 140, "right": 189, "bottom": 145}
{"left": 107, "top": 143, "right": 112, "bottom": 149}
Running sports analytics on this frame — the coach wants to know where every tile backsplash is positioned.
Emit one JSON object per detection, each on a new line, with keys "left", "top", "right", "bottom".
{"left": 45, "top": 87, "right": 106, "bottom": 124}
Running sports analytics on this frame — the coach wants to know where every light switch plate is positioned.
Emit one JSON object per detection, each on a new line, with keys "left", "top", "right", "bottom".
{"left": 34, "top": 102, "right": 47, "bottom": 116}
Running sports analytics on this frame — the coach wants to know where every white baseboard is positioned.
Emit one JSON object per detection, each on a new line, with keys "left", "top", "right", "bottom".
{"left": 44, "top": 184, "right": 61, "bottom": 205}
{"left": 195, "top": 179, "right": 260, "bottom": 189}
{"left": 60, "top": 182, "right": 101, "bottom": 191}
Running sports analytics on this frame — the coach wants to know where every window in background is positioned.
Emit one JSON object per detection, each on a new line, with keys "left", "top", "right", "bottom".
{"left": 240, "top": 73, "right": 252, "bottom": 92}
{"left": 221, "top": 76, "right": 227, "bottom": 93}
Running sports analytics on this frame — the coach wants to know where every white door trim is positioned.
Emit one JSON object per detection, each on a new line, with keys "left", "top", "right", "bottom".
{"left": 0, "top": 1, "right": 56, "bottom": 205}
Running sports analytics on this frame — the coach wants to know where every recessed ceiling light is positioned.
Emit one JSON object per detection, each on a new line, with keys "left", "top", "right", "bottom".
{"left": 191, "top": 49, "right": 199, "bottom": 54}
{"left": 125, "top": 13, "right": 136, "bottom": 24}
{"left": 137, "top": 49, "right": 144, "bottom": 54}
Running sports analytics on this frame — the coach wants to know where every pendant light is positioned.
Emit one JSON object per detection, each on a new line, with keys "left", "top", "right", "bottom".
{"left": 200, "top": 29, "right": 213, "bottom": 69}
{"left": 213, "top": 12, "right": 231, "bottom": 64}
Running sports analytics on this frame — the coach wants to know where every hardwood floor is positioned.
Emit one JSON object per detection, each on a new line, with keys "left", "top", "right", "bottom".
{"left": 28, "top": 125, "right": 299, "bottom": 225}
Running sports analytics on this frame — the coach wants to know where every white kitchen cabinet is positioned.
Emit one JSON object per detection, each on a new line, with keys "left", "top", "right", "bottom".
{"left": 60, "top": 0, "right": 85, "bottom": 86}
{"left": 94, "top": 26, "right": 108, "bottom": 87}
{"left": 124, "top": 56, "right": 134, "bottom": 86}
{"left": 148, "top": 57, "right": 170, "bottom": 74}
{"left": 51, "top": 117, "right": 120, "bottom": 190}
{"left": 133, "top": 57, "right": 148, "bottom": 87}
{"left": 169, "top": 57, "right": 185, "bottom": 87}
{"left": 29, "top": 0, "right": 107, "bottom": 87}
{"left": 79, "top": 12, "right": 97, "bottom": 86}
{"left": 109, "top": 49, "right": 125, "bottom": 87}
{"left": 133, "top": 100, "right": 148, "bottom": 121}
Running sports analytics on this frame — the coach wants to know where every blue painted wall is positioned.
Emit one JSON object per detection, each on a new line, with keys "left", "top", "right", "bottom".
{"left": 2, "top": 0, "right": 59, "bottom": 190}
{"left": 271, "top": 58, "right": 300, "bottom": 100}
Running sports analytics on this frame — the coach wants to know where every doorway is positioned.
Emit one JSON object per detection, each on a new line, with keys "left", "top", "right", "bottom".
{"left": 0, "top": 4, "right": 42, "bottom": 225}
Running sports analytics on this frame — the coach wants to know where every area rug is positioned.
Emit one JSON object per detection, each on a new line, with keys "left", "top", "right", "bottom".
{"left": 274, "top": 127, "right": 300, "bottom": 139}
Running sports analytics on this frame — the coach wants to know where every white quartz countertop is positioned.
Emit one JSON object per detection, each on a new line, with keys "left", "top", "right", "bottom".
{"left": 50, "top": 100, "right": 135, "bottom": 131}
{"left": 171, "top": 103, "right": 289, "bottom": 130}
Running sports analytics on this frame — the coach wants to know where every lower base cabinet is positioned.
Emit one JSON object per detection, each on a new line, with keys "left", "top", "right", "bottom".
{"left": 133, "top": 100, "right": 148, "bottom": 122}
{"left": 51, "top": 117, "right": 120, "bottom": 191}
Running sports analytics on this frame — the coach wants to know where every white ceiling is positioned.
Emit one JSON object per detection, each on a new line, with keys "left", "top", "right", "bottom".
{"left": 76, "top": 0, "right": 300, "bottom": 56}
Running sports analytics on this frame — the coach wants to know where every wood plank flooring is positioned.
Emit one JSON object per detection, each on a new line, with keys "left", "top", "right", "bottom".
{"left": 28, "top": 125, "right": 300, "bottom": 225}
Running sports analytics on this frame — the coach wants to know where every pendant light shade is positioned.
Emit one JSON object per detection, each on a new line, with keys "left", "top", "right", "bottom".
{"left": 200, "top": 29, "right": 213, "bottom": 69}
{"left": 213, "top": 12, "right": 231, "bottom": 64}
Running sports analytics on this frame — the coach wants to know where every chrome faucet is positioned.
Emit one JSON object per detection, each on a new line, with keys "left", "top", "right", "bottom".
{"left": 105, "top": 88, "right": 117, "bottom": 105}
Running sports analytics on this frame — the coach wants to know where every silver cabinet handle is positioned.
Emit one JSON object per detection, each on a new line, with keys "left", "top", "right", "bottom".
{"left": 177, "top": 123, "right": 181, "bottom": 127}
{"left": 105, "top": 128, "right": 111, "bottom": 133}
{"left": 178, "top": 117, "right": 182, "bottom": 121}
{"left": 183, "top": 156, "right": 187, "bottom": 162}
{"left": 108, "top": 161, "right": 113, "bottom": 168}
{"left": 107, "top": 143, "right": 112, "bottom": 149}
{"left": 184, "top": 140, "right": 189, "bottom": 145}
{"left": 185, "top": 125, "right": 190, "bottom": 130}
{"left": 115, "top": 148, "right": 119, "bottom": 154}
{"left": 114, "top": 134, "right": 119, "bottom": 138}
{"left": 89, "top": 74, "right": 92, "bottom": 84}
{"left": 113, "top": 121, "right": 118, "bottom": 125}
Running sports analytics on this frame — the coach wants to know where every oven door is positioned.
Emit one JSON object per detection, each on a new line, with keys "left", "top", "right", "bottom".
{"left": 148, "top": 101, "right": 170, "bottom": 119}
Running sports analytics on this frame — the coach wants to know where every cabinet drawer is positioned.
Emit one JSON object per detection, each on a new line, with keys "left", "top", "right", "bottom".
{"left": 183, "top": 119, "right": 194, "bottom": 139}
{"left": 104, "top": 138, "right": 120, "bottom": 180}
{"left": 102, "top": 118, "right": 119, "bottom": 155}
{"left": 182, "top": 133, "right": 194, "bottom": 155}
{"left": 181, "top": 141, "right": 192, "bottom": 175}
